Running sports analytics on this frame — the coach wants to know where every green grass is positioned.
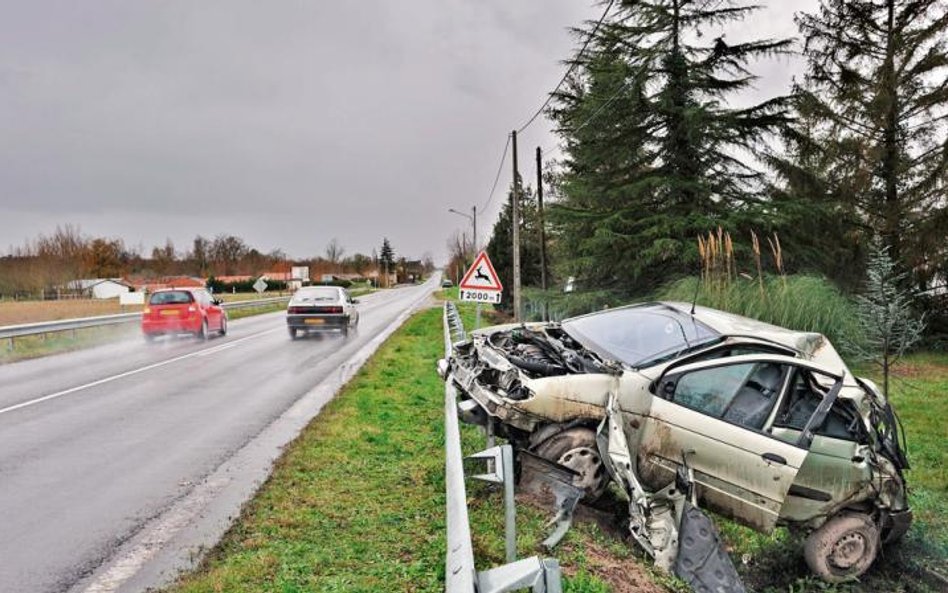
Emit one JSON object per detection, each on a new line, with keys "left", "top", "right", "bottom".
{"left": 161, "top": 295, "right": 945, "bottom": 593}
{"left": 225, "top": 303, "right": 287, "bottom": 321}
{"left": 163, "top": 303, "right": 638, "bottom": 593}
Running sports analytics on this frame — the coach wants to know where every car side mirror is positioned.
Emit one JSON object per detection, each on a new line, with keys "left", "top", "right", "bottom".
{"left": 213, "top": 299, "right": 223, "bottom": 306}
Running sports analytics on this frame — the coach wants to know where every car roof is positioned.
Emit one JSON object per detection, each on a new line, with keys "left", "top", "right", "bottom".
{"left": 659, "top": 301, "right": 847, "bottom": 372}
{"left": 152, "top": 287, "right": 201, "bottom": 292}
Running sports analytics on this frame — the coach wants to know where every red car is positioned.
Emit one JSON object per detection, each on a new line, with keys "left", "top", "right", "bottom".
{"left": 141, "top": 288, "right": 227, "bottom": 340}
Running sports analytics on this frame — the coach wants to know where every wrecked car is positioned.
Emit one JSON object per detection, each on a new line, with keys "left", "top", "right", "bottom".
{"left": 442, "top": 302, "right": 911, "bottom": 584}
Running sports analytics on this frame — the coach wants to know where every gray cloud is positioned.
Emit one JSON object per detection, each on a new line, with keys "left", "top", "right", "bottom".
{"left": 0, "top": 1, "right": 817, "bottom": 261}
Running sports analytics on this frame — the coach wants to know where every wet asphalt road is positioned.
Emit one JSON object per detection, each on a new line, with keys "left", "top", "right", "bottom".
{"left": 0, "top": 280, "right": 436, "bottom": 593}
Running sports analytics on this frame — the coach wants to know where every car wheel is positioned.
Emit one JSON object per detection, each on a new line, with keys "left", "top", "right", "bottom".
{"left": 341, "top": 322, "right": 349, "bottom": 337}
{"left": 534, "top": 427, "right": 609, "bottom": 500}
{"left": 219, "top": 316, "right": 228, "bottom": 336}
{"left": 804, "top": 512, "right": 880, "bottom": 583}
{"left": 288, "top": 327, "right": 298, "bottom": 340}
{"left": 196, "top": 319, "right": 209, "bottom": 341}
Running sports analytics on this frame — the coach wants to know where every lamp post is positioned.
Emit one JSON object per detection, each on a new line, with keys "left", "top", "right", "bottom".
{"left": 448, "top": 206, "right": 476, "bottom": 256}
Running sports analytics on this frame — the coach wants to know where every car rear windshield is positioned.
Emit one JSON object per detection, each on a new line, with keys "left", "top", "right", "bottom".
{"left": 149, "top": 291, "right": 193, "bottom": 305}
{"left": 561, "top": 305, "right": 721, "bottom": 368}
{"left": 291, "top": 287, "right": 340, "bottom": 303}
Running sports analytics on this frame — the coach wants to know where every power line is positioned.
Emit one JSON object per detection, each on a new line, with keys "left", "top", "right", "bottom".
{"left": 482, "top": 133, "right": 512, "bottom": 211}
{"left": 515, "top": 0, "right": 616, "bottom": 134}
{"left": 537, "top": 78, "right": 634, "bottom": 159}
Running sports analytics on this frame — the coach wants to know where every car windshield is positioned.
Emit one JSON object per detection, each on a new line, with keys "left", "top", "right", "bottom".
{"left": 149, "top": 291, "right": 193, "bottom": 305}
{"left": 561, "top": 305, "right": 721, "bottom": 368}
{"left": 291, "top": 287, "right": 340, "bottom": 303}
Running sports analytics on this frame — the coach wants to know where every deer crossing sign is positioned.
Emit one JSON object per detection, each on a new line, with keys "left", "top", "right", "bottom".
{"left": 458, "top": 251, "right": 503, "bottom": 304}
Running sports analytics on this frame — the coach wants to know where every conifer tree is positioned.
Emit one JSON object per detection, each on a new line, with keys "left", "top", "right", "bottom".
{"left": 796, "top": 0, "right": 948, "bottom": 288}
{"left": 551, "top": 0, "right": 792, "bottom": 293}
{"left": 853, "top": 237, "right": 925, "bottom": 397}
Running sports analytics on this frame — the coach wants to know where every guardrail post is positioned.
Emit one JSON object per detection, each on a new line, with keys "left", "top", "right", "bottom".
{"left": 502, "top": 445, "right": 516, "bottom": 563}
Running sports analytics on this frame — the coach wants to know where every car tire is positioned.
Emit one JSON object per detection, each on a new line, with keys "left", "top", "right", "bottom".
{"left": 804, "top": 512, "right": 880, "bottom": 583}
{"left": 219, "top": 316, "right": 227, "bottom": 336}
{"left": 534, "top": 427, "right": 609, "bottom": 500}
{"left": 341, "top": 322, "right": 349, "bottom": 337}
{"left": 196, "top": 319, "right": 209, "bottom": 341}
{"left": 288, "top": 327, "right": 298, "bottom": 340}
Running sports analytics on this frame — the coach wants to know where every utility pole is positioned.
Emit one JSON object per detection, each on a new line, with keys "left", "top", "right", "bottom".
{"left": 511, "top": 130, "right": 522, "bottom": 322}
{"left": 536, "top": 146, "right": 548, "bottom": 321}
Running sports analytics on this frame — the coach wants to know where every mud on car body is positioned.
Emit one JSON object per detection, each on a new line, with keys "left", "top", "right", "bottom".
{"left": 443, "top": 302, "right": 910, "bottom": 584}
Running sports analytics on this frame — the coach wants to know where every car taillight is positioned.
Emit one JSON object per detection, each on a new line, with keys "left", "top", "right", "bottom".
{"left": 143, "top": 307, "right": 151, "bottom": 315}
{"left": 288, "top": 306, "right": 300, "bottom": 314}
{"left": 327, "top": 306, "right": 343, "bottom": 314}
{"left": 188, "top": 306, "right": 197, "bottom": 312}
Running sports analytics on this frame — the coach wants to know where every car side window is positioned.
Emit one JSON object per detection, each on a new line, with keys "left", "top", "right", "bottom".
{"left": 665, "top": 362, "right": 788, "bottom": 430}
{"left": 773, "top": 369, "right": 862, "bottom": 441}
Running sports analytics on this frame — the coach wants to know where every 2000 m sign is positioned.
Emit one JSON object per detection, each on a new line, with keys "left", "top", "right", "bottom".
{"left": 459, "top": 289, "right": 502, "bottom": 304}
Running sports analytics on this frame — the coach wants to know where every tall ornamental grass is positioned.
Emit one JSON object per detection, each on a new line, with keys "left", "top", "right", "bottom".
{"left": 655, "top": 275, "right": 865, "bottom": 354}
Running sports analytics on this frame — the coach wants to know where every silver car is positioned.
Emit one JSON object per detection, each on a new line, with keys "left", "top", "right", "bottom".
{"left": 444, "top": 302, "right": 910, "bottom": 585}
{"left": 286, "top": 286, "right": 359, "bottom": 338}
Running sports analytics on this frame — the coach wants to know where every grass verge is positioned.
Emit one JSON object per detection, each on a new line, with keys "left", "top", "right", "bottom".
{"left": 161, "top": 298, "right": 945, "bottom": 593}
{"left": 163, "top": 303, "right": 665, "bottom": 593}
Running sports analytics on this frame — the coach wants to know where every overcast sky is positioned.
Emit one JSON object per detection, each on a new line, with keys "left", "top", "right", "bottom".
{"left": 0, "top": 0, "right": 817, "bottom": 263}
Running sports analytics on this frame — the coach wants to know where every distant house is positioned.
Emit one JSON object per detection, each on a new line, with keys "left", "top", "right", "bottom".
{"left": 63, "top": 278, "right": 133, "bottom": 299}
{"left": 263, "top": 267, "right": 309, "bottom": 291}
{"left": 214, "top": 275, "right": 254, "bottom": 284}
{"left": 129, "top": 276, "right": 206, "bottom": 293}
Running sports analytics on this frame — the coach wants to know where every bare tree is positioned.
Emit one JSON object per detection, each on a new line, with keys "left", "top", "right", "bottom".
{"left": 325, "top": 238, "right": 345, "bottom": 266}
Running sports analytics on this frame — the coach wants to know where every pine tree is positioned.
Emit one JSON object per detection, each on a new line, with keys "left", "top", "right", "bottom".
{"left": 379, "top": 238, "right": 395, "bottom": 287}
{"left": 796, "top": 0, "right": 948, "bottom": 288}
{"left": 551, "top": 0, "right": 792, "bottom": 293}
{"left": 853, "top": 237, "right": 926, "bottom": 397}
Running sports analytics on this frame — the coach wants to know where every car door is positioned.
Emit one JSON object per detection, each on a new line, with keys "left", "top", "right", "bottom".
{"left": 635, "top": 354, "right": 842, "bottom": 533}
{"left": 198, "top": 290, "right": 221, "bottom": 329}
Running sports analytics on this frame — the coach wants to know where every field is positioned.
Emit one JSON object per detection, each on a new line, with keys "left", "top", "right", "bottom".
{"left": 0, "top": 293, "right": 287, "bottom": 326}
{"left": 160, "top": 296, "right": 946, "bottom": 593}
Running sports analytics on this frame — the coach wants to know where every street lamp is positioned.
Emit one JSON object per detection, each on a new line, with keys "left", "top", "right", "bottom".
{"left": 448, "top": 206, "right": 476, "bottom": 255}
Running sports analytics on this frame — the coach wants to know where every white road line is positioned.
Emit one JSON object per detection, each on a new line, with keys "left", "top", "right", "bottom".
{"left": 0, "top": 328, "right": 280, "bottom": 417}
{"left": 75, "top": 282, "right": 438, "bottom": 593}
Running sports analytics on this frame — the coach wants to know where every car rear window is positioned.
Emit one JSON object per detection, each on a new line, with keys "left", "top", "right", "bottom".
{"left": 149, "top": 291, "right": 193, "bottom": 305}
{"left": 562, "top": 305, "right": 721, "bottom": 368}
{"left": 291, "top": 287, "right": 340, "bottom": 303}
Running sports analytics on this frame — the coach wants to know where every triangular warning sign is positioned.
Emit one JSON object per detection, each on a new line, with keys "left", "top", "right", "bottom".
{"left": 459, "top": 251, "right": 503, "bottom": 291}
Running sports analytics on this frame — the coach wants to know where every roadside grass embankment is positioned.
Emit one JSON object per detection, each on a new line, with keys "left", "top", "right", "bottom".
{"left": 163, "top": 299, "right": 665, "bottom": 593}
{"left": 159, "top": 291, "right": 945, "bottom": 593}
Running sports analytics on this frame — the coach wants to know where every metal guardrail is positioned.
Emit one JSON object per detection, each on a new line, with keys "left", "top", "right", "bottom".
{"left": 442, "top": 302, "right": 562, "bottom": 593}
{"left": 0, "top": 296, "right": 290, "bottom": 342}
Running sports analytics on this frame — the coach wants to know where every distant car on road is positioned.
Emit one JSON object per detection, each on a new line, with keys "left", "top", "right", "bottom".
{"left": 441, "top": 279, "right": 454, "bottom": 288}
{"left": 142, "top": 288, "right": 227, "bottom": 341}
{"left": 287, "top": 286, "right": 359, "bottom": 339}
